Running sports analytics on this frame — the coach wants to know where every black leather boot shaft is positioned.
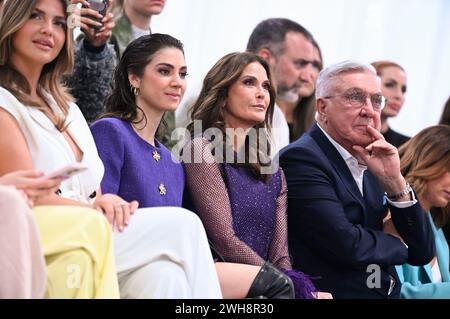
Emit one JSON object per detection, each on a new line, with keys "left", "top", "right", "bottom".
{"left": 246, "top": 262, "right": 295, "bottom": 299}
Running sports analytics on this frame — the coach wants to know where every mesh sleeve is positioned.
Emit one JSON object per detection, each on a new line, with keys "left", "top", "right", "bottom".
{"left": 183, "top": 138, "right": 265, "bottom": 266}
{"left": 268, "top": 169, "right": 292, "bottom": 269}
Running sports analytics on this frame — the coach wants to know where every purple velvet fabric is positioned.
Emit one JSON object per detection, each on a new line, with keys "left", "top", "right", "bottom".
{"left": 91, "top": 117, "right": 185, "bottom": 207}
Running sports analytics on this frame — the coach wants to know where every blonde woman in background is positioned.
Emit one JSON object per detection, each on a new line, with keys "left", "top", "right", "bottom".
{"left": 371, "top": 60, "right": 409, "bottom": 147}
{"left": 394, "top": 125, "right": 450, "bottom": 298}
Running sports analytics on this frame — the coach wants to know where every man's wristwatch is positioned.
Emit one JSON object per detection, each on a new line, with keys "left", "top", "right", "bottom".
{"left": 386, "top": 182, "right": 413, "bottom": 201}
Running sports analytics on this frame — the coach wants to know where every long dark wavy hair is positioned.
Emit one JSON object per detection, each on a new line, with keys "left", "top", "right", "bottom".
{"left": 187, "top": 52, "right": 276, "bottom": 181}
{"left": 103, "top": 33, "right": 184, "bottom": 128}
{"left": 399, "top": 125, "right": 450, "bottom": 228}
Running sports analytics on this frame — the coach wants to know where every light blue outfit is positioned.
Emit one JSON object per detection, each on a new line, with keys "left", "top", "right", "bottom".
{"left": 396, "top": 213, "right": 450, "bottom": 299}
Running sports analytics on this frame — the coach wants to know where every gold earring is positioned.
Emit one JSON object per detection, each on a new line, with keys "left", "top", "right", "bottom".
{"left": 130, "top": 85, "right": 140, "bottom": 97}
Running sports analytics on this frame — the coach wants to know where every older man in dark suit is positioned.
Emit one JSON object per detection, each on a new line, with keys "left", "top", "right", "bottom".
{"left": 279, "top": 61, "right": 434, "bottom": 299}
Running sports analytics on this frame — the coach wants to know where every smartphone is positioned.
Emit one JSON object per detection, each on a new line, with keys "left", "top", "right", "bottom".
{"left": 42, "top": 163, "right": 88, "bottom": 181}
{"left": 82, "top": 0, "right": 109, "bottom": 30}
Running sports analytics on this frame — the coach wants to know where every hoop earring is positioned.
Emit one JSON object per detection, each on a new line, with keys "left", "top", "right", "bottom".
{"left": 130, "top": 85, "right": 140, "bottom": 97}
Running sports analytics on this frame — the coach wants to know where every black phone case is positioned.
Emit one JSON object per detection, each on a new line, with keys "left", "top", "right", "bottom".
{"left": 82, "top": 0, "right": 108, "bottom": 30}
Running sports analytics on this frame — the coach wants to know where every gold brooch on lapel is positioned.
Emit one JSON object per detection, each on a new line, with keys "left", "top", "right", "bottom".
{"left": 158, "top": 183, "right": 167, "bottom": 195}
{"left": 152, "top": 150, "right": 161, "bottom": 162}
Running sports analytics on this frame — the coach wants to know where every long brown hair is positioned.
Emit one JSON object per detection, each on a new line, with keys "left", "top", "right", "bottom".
{"left": 0, "top": 0, "right": 74, "bottom": 131}
{"left": 187, "top": 52, "right": 276, "bottom": 181}
{"left": 399, "top": 125, "right": 450, "bottom": 228}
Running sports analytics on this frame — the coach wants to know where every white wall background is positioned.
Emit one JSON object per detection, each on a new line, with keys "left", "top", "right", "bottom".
{"left": 152, "top": 0, "right": 450, "bottom": 136}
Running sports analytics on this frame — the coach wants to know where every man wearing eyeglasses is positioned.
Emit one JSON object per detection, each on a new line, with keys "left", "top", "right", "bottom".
{"left": 279, "top": 60, "right": 434, "bottom": 299}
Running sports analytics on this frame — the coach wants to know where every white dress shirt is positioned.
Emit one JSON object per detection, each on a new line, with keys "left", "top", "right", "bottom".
{"left": 317, "top": 124, "right": 417, "bottom": 207}
{"left": 271, "top": 103, "right": 290, "bottom": 153}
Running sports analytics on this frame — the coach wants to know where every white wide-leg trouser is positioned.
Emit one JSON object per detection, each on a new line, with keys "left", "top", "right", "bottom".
{"left": 113, "top": 207, "right": 222, "bottom": 299}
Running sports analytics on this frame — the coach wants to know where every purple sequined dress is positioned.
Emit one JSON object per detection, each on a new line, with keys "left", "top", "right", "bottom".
{"left": 223, "top": 164, "right": 280, "bottom": 261}
{"left": 183, "top": 138, "right": 316, "bottom": 299}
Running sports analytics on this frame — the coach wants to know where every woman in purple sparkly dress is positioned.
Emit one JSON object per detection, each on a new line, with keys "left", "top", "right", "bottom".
{"left": 92, "top": 34, "right": 296, "bottom": 299}
{"left": 183, "top": 52, "right": 332, "bottom": 299}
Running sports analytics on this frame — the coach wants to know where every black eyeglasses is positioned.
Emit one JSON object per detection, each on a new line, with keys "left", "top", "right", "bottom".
{"left": 324, "top": 89, "right": 386, "bottom": 112}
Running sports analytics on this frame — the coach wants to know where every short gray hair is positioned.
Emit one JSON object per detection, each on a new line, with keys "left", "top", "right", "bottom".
{"left": 315, "top": 60, "right": 378, "bottom": 98}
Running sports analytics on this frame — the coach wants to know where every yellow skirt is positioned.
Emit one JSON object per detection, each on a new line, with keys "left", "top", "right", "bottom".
{"left": 33, "top": 206, "right": 120, "bottom": 299}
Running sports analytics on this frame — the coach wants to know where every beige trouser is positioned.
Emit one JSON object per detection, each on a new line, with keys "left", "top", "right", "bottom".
{"left": 0, "top": 186, "right": 46, "bottom": 298}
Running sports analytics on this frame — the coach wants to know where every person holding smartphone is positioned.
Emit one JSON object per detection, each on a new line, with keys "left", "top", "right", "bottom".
{"left": 67, "top": 0, "right": 177, "bottom": 150}
{"left": 65, "top": 0, "right": 116, "bottom": 124}
{"left": 0, "top": 0, "right": 221, "bottom": 299}
{"left": 0, "top": 171, "right": 59, "bottom": 298}
{"left": 0, "top": 0, "right": 122, "bottom": 297}
{"left": 0, "top": 170, "right": 122, "bottom": 298}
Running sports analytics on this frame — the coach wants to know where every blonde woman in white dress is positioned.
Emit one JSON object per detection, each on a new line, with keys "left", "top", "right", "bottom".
{"left": 0, "top": 0, "right": 221, "bottom": 298}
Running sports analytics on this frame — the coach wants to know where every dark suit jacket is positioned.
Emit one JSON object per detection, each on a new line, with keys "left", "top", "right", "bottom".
{"left": 279, "top": 124, "right": 435, "bottom": 299}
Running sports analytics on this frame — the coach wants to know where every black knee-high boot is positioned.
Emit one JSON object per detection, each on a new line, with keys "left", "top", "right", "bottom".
{"left": 246, "top": 262, "right": 295, "bottom": 299}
